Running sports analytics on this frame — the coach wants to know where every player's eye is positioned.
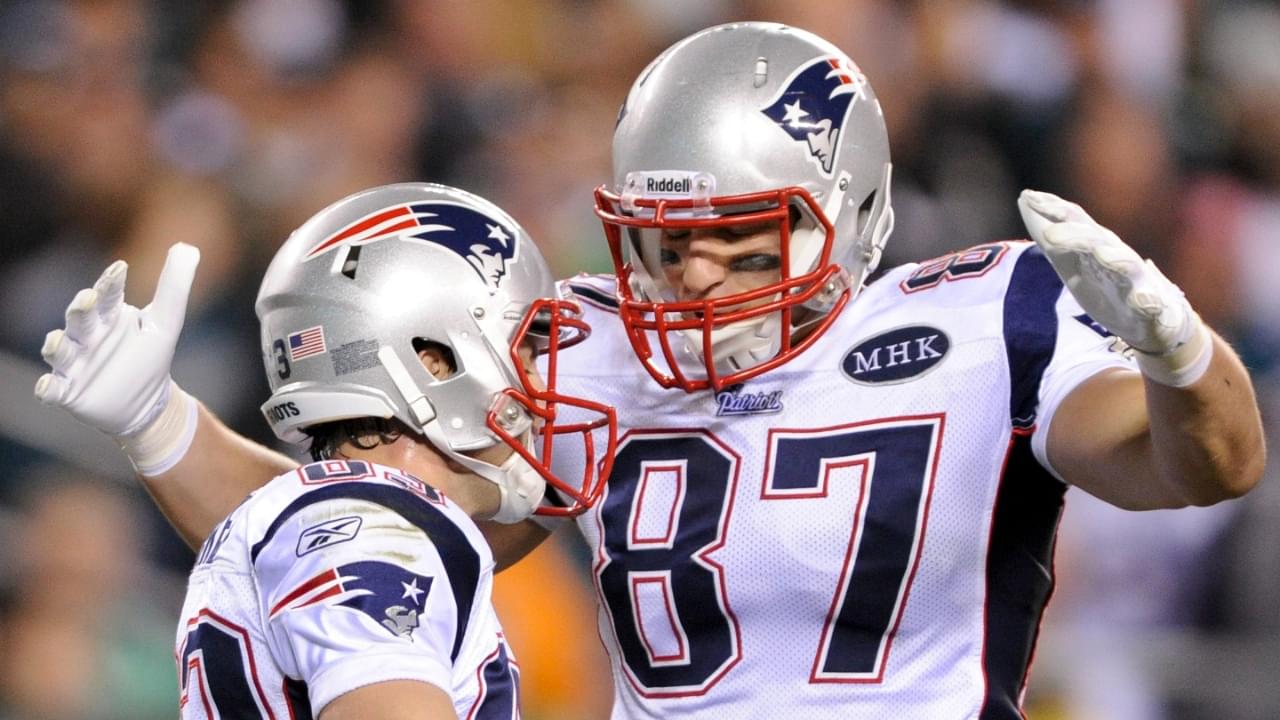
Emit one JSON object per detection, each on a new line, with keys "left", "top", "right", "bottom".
{"left": 729, "top": 254, "right": 781, "bottom": 273}
{"left": 662, "top": 228, "right": 691, "bottom": 240}
{"left": 660, "top": 248, "right": 682, "bottom": 266}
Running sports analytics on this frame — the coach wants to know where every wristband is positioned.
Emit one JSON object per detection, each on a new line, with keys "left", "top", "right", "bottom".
{"left": 1134, "top": 321, "right": 1213, "bottom": 388}
{"left": 118, "top": 382, "right": 199, "bottom": 476}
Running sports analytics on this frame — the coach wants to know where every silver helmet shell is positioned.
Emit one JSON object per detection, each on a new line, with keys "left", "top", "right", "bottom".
{"left": 257, "top": 182, "right": 614, "bottom": 521}
{"left": 597, "top": 22, "right": 894, "bottom": 391}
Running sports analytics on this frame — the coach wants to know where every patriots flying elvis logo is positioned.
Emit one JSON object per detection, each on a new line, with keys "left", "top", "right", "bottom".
{"left": 305, "top": 202, "right": 518, "bottom": 289}
{"left": 761, "top": 56, "right": 868, "bottom": 176}
{"left": 269, "top": 560, "right": 434, "bottom": 639}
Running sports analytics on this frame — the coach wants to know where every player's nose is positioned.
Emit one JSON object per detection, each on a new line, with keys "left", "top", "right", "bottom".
{"left": 680, "top": 254, "right": 727, "bottom": 297}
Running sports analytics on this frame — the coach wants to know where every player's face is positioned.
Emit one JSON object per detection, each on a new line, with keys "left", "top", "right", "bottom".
{"left": 516, "top": 341, "right": 546, "bottom": 400}
{"left": 658, "top": 220, "right": 783, "bottom": 310}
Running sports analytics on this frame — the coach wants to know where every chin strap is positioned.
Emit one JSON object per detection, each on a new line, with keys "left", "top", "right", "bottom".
{"left": 381, "top": 343, "right": 547, "bottom": 523}
{"left": 417, "top": 416, "right": 546, "bottom": 523}
{"left": 489, "top": 451, "right": 548, "bottom": 523}
{"left": 442, "top": 445, "right": 546, "bottom": 524}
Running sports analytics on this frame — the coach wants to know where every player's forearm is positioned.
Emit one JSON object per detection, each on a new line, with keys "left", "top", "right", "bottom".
{"left": 139, "top": 402, "right": 297, "bottom": 548}
{"left": 1048, "top": 336, "right": 1264, "bottom": 509}
{"left": 1020, "top": 190, "right": 1266, "bottom": 509}
{"left": 1142, "top": 331, "right": 1266, "bottom": 505}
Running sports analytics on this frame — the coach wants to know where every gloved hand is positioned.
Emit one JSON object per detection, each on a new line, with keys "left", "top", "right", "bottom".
{"left": 35, "top": 243, "right": 202, "bottom": 474}
{"left": 1018, "top": 189, "right": 1212, "bottom": 387}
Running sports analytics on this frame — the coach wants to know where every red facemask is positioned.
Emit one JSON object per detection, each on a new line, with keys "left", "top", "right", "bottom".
{"left": 595, "top": 185, "right": 850, "bottom": 392}
{"left": 488, "top": 297, "right": 617, "bottom": 517}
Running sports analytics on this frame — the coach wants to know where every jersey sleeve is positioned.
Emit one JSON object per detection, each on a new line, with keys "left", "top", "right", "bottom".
{"left": 1030, "top": 278, "right": 1138, "bottom": 481}
{"left": 251, "top": 488, "right": 478, "bottom": 713}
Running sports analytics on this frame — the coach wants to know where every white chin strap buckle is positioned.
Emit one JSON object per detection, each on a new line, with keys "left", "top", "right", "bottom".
{"left": 490, "top": 451, "right": 547, "bottom": 524}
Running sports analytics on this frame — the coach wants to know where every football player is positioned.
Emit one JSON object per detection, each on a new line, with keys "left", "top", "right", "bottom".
{"left": 40, "top": 182, "right": 616, "bottom": 718}
{"left": 37, "top": 23, "right": 1264, "bottom": 719}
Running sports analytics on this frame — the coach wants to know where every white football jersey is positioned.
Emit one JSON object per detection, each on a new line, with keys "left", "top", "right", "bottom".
{"left": 552, "top": 241, "right": 1134, "bottom": 719}
{"left": 176, "top": 460, "right": 520, "bottom": 719}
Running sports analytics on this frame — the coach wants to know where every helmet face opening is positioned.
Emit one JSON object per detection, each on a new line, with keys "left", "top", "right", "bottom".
{"left": 490, "top": 296, "right": 617, "bottom": 517}
{"left": 602, "top": 22, "right": 894, "bottom": 393}
{"left": 595, "top": 184, "right": 851, "bottom": 392}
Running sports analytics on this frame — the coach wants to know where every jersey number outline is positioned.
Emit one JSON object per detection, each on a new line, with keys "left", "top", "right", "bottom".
{"left": 595, "top": 415, "right": 943, "bottom": 696}
{"left": 179, "top": 609, "right": 278, "bottom": 718}
{"left": 900, "top": 243, "right": 1009, "bottom": 293}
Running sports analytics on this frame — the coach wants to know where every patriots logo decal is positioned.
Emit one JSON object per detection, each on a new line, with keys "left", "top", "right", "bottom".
{"left": 305, "top": 202, "right": 518, "bottom": 289}
{"left": 269, "top": 560, "right": 434, "bottom": 639}
{"left": 761, "top": 56, "right": 868, "bottom": 176}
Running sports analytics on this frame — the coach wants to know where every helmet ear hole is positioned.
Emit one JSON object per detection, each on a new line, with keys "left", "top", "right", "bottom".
{"left": 412, "top": 338, "right": 457, "bottom": 379}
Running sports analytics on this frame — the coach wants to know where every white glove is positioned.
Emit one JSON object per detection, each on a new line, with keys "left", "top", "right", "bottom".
{"left": 1018, "top": 189, "right": 1212, "bottom": 388}
{"left": 35, "top": 243, "right": 202, "bottom": 474}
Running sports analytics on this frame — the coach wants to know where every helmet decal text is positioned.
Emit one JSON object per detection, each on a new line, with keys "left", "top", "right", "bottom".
{"left": 761, "top": 56, "right": 867, "bottom": 176}
{"left": 305, "top": 202, "right": 519, "bottom": 289}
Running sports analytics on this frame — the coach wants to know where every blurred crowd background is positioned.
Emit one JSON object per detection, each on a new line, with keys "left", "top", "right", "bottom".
{"left": 0, "top": 0, "right": 1276, "bottom": 718}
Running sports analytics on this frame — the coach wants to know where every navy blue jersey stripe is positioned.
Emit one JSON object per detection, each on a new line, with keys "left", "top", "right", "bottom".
{"left": 284, "top": 677, "right": 313, "bottom": 719}
{"left": 250, "top": 481, "right": 480, "bottom": 662}
{"left": 1003, "top": 246, "right": 1063, "bottom": 428}
{"left": 979, "top": 435, "right": 1065, "bottom": 720}
{"left": 567, "top": 282, "right": 619, "bottom": 309}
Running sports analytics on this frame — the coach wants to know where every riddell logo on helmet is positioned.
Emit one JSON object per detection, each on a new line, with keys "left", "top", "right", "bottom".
{"left": 645, "top": 177, "right": 691, "bottom": 194}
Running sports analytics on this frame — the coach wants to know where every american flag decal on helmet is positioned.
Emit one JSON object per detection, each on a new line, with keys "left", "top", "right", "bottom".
{"left": 304, "top": 201, "right": 519, "bottom": 290}
{"left": 761, "top": 56, "right": 868, "bottom": 176}
{"left": 288, "top": 325, "right": 327, "bottom": 361}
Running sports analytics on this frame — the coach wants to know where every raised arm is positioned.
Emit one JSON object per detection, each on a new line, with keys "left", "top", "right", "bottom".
{"left": 36, "top": 243, "right": 562, "bottom": 560}
{"left": 1020, "top": 191, "right": 1266, "bottom": 509}
{"left": 144, "top": 402, "right": 296, "bottom": 546}
{"left": 35, "top": 244, "right": 292, "bottom": 547}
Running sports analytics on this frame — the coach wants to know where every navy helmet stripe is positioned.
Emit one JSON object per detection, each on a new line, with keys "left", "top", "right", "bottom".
{"left": 1002, "top": 246, "right": 1063, "bottom": 428}
{"left": 250, "top": 481, "right": 480, "bottom": 661}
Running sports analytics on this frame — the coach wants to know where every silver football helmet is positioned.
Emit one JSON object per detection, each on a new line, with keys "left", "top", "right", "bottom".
{"left": 595, "top": 22, "right": 894, "bottom": 392}
{"left": 257, "top": 182, "right": 616, "bottom": 522}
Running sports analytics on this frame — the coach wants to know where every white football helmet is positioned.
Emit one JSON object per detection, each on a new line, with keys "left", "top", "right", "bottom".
{"left": 257, "top": 182, "right": 616, "bottom": 522}
{"left": 595, "top": 22, "right": 894, "bottom": 392}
